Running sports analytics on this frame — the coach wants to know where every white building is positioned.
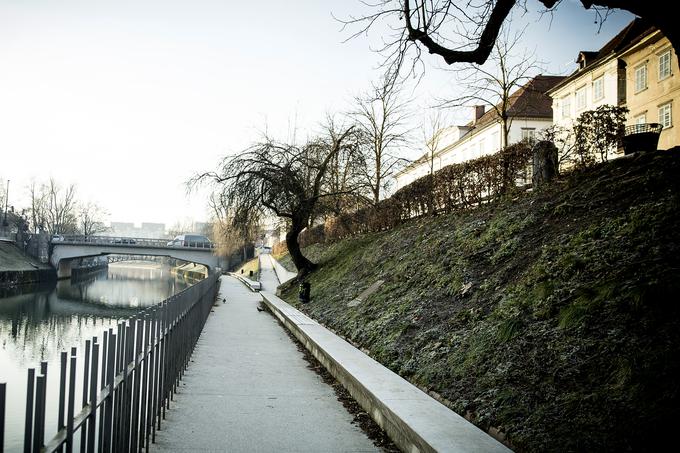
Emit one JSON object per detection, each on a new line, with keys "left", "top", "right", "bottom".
{"left": 547, "top": 20, "right": 645, "bottom": 131}
{"left": 395, "top": 75, "right": 564, "bottom": 189}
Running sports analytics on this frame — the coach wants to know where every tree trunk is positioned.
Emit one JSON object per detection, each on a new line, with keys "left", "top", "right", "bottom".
{"left": 286, "top": 222, "right": 316, "bottom": 276}
{"left": 532, "top": 141, "right": 559, "bottom": 188}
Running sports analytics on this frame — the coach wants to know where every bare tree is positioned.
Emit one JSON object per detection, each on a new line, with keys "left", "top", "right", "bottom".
{"left": 537, "top": 124, "right": 578, "bottom": 169}
{"left": 0, "top": 178, "right": 6, "bottom": 225}
{"left": 438, "top": 26, "right": 541, "bottom": 150}
{"left": 77, "top": 202, "right": 109, "bottom": 236}
{"left": 351, "top": 79, "right": 412, "bottom": 204}
{"left": 207, "top": 191, "right": 259, "bottom": 261}
{"left": 317, "top": 117, "right": 370, "bottom": 219}
{"left": 45, "top": 179, "right": 78, "bottom": 234}
{"left": 26, "top": 179, "right": 78, "bottom": 234}
{"left": 343, "top": 1, "right": 678, "bottom": 75}
{"left": 192, "top": 124, "right": 361, "bottom": 275}
{"left": 27, "top": 180, "right": 49, "bottom": 233}
{"left": 167, "top": 221, "right": 189, "bottom": 238}
{"left": 422, "top": 110, "right": 447, "bottom": 175}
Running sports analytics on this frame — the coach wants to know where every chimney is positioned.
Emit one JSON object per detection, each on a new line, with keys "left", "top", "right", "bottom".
{"left": 473, "top": 105, "right": 486, "bottom": 124}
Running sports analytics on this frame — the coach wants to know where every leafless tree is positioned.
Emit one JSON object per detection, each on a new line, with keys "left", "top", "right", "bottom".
{"left": 317, "top": 118, "right": 370, "bottom": 219}
{"left": 77, "top": 202, "right": 109, "bottom": 236}
{"left": 0, "top": 178, "right": 6, "bottom": 224}
{"left": 27, "top": 179, "right": 78, "bottom": 234}
{"left": 351, "top": 79, "right": 412, "bottom": 204}
{"left": 192, "top": 124, "right": 362, "bottom": 275}
{"left": 46, "top": 179, "right": 78, "bottom": 234}
{"left": 27, "top": 181, "right": 48, "bottom": 233}
{"left": 438, "top": 26, "right": 541, "bottom": 150}
{"left": 422, "top": 110, "right": 448, "bottom": 175}
{"left": 167, "top": 220, "right": 193, "bottom": 238}
{"left": 207, "top": 192, "right": 259, "bottom": 261}
{"left": 537, "top": 124, "right": 578, "bottom": 169}
{"left": 342, "top": 1, "right": 678, "bottom": 76}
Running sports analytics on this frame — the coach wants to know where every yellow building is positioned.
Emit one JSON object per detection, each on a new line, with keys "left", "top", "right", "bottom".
{"left": 621, "top": 30, "right": 680, "bottom": 150}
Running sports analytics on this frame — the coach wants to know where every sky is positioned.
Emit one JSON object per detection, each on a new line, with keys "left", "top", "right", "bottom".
{"left": 0, "top": 0, "right": 634, "bottom": 228}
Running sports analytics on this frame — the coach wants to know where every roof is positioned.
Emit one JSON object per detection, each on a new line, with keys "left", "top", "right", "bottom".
{"left": 469, "top": 74, "right": 565, "bottom": 130}
{"left": 548, "top": 18, "right": 657, "bottom": 94}
{"left": 396, "top": 74, "right": 564, "bottom": 176}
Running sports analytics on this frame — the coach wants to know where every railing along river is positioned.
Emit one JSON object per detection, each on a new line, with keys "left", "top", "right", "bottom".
{"left": 0, "top": 272, "right": 220, "bottom": 453}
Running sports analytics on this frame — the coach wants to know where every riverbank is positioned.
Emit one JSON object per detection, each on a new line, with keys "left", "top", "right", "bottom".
{"left": 172, "top": 262, "right": 208, "bottom": 282}
{"left": 0, "top": 241, "right": 55, "bottom": 289}
{"left": 276, "top": 150, "right": 680, "bottom": 451}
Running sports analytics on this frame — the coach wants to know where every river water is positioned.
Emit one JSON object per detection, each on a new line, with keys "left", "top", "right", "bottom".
{"left": 0, "top": 261, "right": 198, "bottom": 452}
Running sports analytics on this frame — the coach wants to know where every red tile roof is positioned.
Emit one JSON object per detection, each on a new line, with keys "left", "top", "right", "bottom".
{"left": 468, "top": 74, "right": 565, "bottom": 130}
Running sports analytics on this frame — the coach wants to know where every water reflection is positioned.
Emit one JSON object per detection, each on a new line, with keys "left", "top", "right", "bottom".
{"left": 0, "top": 261, "right": 198, "bottom": 452}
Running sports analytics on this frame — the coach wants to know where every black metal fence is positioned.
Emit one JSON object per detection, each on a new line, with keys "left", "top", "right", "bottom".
{"left": 0, "top": 272, "right": 220, "bottom": 453}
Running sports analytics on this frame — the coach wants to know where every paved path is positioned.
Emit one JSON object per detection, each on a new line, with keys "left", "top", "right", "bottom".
{"left": 150, "top": 262, "right": 378, "bottom": 452}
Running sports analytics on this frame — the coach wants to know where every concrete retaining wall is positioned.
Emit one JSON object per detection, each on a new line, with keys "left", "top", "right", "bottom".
{"left": 261, "top": 291, "right": 511, "bottom": 453}
{"left": 267, "top": 255, "right": 297, "bottom": 284}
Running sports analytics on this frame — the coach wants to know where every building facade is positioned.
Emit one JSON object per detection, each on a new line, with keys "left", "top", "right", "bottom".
{"left": 621, "top": 31, "right": 680, "bottom": 149}
{"left": 548, "top": 19, "right": 680, "bottom": 151}
{"left": 396, "top": 75, "right": 563, "bottom": 190}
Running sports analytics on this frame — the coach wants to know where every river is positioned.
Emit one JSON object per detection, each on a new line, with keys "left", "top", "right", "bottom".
{"left": 0, "top": 261, "right": 200, "bottom": 452}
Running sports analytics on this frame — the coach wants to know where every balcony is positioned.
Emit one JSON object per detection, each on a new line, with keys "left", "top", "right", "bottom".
{"left": 621, "top": 123, "right": 663, "bottom": 155}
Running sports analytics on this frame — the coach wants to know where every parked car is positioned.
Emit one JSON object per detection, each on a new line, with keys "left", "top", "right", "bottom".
{"left": 51, "top": 234, "right": 65, "bottom": 243}
{"left": 112, "top": 238, "right": 137, "bottom": 245}
{"left": 166, "top": 234, "right": 213, "bottom": 248}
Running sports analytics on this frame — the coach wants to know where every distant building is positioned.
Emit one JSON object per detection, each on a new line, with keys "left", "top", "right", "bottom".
{"left": 109, "top": 222, "right": 135, "bottom": 237}
{"left": 109, "top": 221, "right": 167, "bottom": 238}
{"left": 548, "top": 18, "right": 680, "bottom": 150}
{"left": 141, "top": 222, "right": 165, "bottom": 238}
{"left": 395, "top": 75, "right": 564, "bottom": 190}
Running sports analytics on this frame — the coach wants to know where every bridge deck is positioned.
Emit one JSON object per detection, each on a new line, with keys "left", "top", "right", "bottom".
{"left": 149, "top": 264, "right": 378, "bottom": 452}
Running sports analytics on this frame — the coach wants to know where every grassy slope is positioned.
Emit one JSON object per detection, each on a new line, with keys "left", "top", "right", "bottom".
{"left": 235, "top": 257, "right": 260, "bottom": 281}
{"left": 279, "top": 150, "right": 680, "bottom": 452}
{"left": 0, "top": 242, "right": 51, "bottom": 272}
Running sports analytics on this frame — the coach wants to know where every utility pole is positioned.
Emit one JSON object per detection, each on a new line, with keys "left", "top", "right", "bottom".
{"left": 2, "top": 179, "right": 9, "bottom": 226}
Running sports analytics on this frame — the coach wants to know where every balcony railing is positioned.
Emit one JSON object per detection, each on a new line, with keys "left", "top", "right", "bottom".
{"left": 622, "top": 123, "right": 663, "bottom": 155}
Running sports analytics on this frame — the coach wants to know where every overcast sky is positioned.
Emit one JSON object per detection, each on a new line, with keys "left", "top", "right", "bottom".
{"left": 0, "top": 0, "right": 633, "bottom": 228}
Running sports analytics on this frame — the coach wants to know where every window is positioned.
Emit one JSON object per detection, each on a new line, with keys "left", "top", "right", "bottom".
{"left": 561, "top": 96, "right": 571, "bottom": 119}
{"left": 592, "top": 76, "right": 604, "bottom": 101}
{"left": 635, "top": 64, "right": 648, "bottom": 92}
{"left": 491, "top": 131, "right": 500, "bottom": 150}
{"left": 575, "top": 86, "right": 587, "bottom": 110}
{"left": 478, "top": 138, "right": 486, "bottom": 155}
{"left": 635, "top": 114, "right": 647, "bottom": 133}
{"left": 659, "top": 103, "right": 672, "bottom": 128}
{"left": 521, "top": 128, "right": 536, "bottom": 143}
{"left": 659, "top": 49, "right": 672, "bottom": 80}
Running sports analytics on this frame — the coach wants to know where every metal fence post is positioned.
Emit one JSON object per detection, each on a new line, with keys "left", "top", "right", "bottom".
{"left": 0, "top": 382, "right": 6, "bottom": 453}
{"left": 86, "top": 339, "right": 99, "bottom": 453}
{"left": 23, "top": 368, "right": 35, "bottom": 453}
{"left": 80, "top": 340, "right": 90, "bottom": 453}
{"left": 57, "top": 352, "right": 67, "bottom": 453}
{"left": 66, "top": 348, "right": 77, "bottom": 453}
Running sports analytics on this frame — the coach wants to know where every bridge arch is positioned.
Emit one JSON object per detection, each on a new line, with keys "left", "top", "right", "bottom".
{"left": 51, "top": 241, "right": 220, "bottom": 279}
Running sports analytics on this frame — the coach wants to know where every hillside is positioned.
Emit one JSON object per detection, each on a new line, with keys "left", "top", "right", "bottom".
{"left": 0, "top": 241, "right": 50, "bottom": 272}
{"left": 277, "top": 150, "right": 680, "bottom": 452}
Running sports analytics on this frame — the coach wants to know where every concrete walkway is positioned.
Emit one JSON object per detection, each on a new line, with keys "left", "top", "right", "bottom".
{"left": 150, "top": 264, "right": 378, "bottom": 452}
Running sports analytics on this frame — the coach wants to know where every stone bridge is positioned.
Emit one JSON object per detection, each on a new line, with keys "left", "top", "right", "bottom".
{"left": 51, "top": 235, "right": 221, "bottom": 278}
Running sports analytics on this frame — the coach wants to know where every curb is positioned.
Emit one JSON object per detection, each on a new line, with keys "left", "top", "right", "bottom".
{"left": 229, "top": 273, "right": 261, "bottom": 291}
{"left": 260, "top": 291, "right": 511, "bottom": 453}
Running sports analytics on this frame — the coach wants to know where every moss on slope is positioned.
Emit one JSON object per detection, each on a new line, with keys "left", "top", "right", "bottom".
{"left": 280, "top": 150, "right": 680, "bottom": 452}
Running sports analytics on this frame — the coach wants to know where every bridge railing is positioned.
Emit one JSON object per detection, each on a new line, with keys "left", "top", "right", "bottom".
{"left": 55, "top": 235, "right": 217, "bottom": 250}
{"left": 0, "top": 272, "right": 220, "bottom": 453}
